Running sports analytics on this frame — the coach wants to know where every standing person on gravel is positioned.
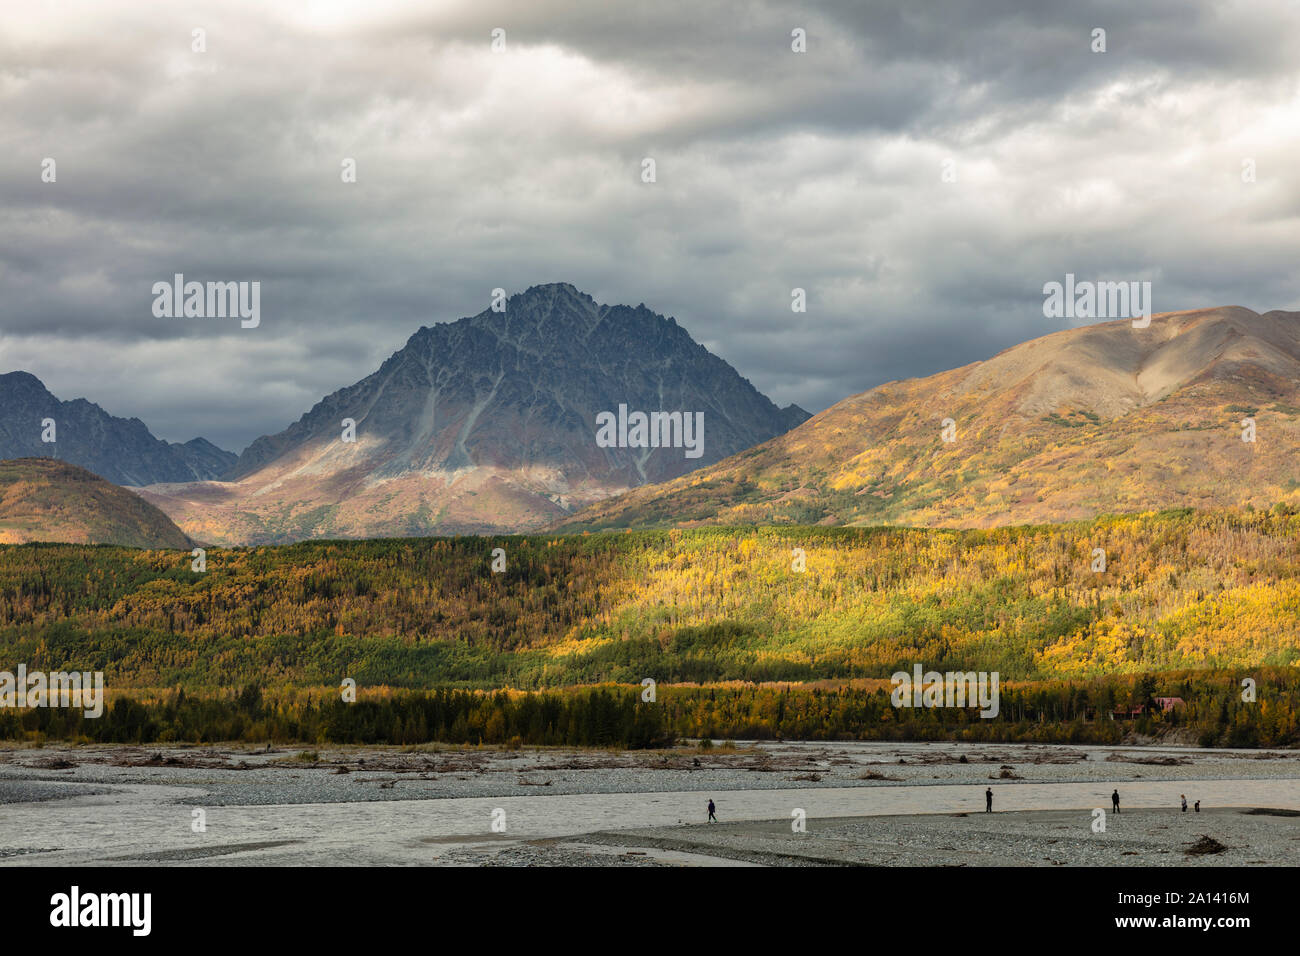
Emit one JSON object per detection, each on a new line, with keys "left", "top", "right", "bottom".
{"left": 1181, "top": 794, "right": 1188, "bottom": 812}
{"left": 707, "top": 798, "right": 717, "bottom": 823}
{"left": 1112, "top": 789, "right": 1120, "bottom": 814}
{"left": 985, "top": 787, "right": 993, "bottom": 813}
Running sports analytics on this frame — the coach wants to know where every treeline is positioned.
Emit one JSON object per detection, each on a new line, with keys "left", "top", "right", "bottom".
{"left": 0, "top": 685, "right": 673, "bottom": 749}
{"left": 3, "top": 669, "right": 1295, "bottom": 748}
{"left": 2, "top": 510, "right": 1299, "bottom": 689}
{"left": 662, "top": 669, "right": 1300, "bottom": 748}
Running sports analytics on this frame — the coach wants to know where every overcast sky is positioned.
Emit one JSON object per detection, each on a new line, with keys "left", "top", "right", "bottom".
{"left": 3, "top": 0, "right": 1298, "bottom": 452}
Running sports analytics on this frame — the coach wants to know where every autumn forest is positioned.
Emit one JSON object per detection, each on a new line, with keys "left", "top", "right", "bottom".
{"left": 1, "top": 507, "right": 1298, "bottom": 746}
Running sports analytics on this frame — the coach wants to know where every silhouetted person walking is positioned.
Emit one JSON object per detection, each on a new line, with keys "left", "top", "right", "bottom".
{"left": 1181, "top": 794, "right": 1187, "bottom": 812}
{"left": 985, "top": 787, "right": 993, "bottom": 813}
{"left": 707, "top": 799, "right": 717, "bottom": 823}
{"left": 1194, "top": 800, "right": 1200, "bottom": 813}
{"left": 1111, "top": 789, "right": 1120, "bottom": 814}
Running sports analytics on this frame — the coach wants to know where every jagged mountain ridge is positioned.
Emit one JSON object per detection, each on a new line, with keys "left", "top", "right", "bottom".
{"left": 140, "top": 283, "right": 810, "bottom": 543}
{"left": 0, "top": 372, "right": 237, "bottom": 486}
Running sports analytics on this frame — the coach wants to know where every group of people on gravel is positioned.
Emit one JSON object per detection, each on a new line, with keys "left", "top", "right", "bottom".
{"left": 704, "top": 789, "right": 1203, "bottom": 822}
{"left": 979, "top": 786, "right": 1199, "bottom": 814}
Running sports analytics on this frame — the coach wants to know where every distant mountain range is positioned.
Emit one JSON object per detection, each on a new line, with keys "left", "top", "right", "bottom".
{"left": 0, "top": 371, "right": 235, "bottom": 485}
{"left": 0, "top": 458, "right": 191, "bottom": 549}
{"left": 9, "top": 299, "right": 1296, "bottom": 548}
{"left": 135, "top": 283, "right": 809, "bottom": 543}
{"left": 557, "top": 306, "right": 1300, "bottom": 530}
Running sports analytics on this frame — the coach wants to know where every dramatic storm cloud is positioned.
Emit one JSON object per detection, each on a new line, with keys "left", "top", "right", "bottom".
{"left": 2, "top": 0, "right": 1298, "bottom": 451}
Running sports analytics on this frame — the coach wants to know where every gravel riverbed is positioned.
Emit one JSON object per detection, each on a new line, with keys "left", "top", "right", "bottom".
{"left": 1, "top": 741, "right": 1295, "bottom": 866}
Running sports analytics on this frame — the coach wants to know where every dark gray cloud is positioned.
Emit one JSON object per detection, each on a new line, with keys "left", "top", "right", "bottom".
{"left": 1, "top": 0, "right": 1298, "bottom": 452}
